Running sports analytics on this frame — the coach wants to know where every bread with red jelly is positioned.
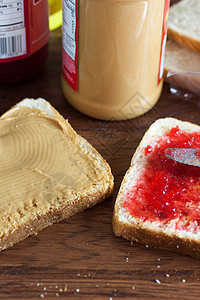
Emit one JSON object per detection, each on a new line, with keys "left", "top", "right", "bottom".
{"left": 113, "top": 118, "right": 200, "bottom": 259}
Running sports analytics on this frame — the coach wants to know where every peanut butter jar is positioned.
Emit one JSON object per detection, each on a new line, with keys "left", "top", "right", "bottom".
{"left": 62, "top": 0, "right": 170, "bottom": 121}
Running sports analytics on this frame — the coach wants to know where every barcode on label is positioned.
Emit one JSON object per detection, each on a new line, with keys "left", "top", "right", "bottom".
{"left": 0, "top": 28, "right": 26, "bottom": 59}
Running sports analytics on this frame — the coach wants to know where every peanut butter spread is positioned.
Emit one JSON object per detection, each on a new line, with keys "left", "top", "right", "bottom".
{"left": 62, "top": 0, "right": 167, "bottom": 120}
{"left": 0, "top": 106, "right": 106, "bottom": 238}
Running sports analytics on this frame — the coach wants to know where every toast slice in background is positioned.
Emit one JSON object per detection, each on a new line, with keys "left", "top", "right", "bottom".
{"left": 0, "top": 98, "right": 114, "bottom": 251}
{"left": 164, "top": 40, "right": 200, "bottom": 74}
{"left": 167, "top": 0, "right": 200, "bottom": 53}
{"left": 164, "top": 40, "right": 200, "bottom": 94}
{"left": 113, "top": 118, "right": 200, "bottom": 259}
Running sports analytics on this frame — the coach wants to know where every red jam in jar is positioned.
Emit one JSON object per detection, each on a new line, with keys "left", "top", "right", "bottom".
{"left": 0, "top": 44, "right": 48, "bottom": 84}
{"left": 123, "top": 126, "right": 200, "bottom": 231}
{"left": 0, "top": 0, "right": 49, "bottom": 84}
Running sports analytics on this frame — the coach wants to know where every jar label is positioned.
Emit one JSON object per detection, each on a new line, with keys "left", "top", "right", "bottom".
{"left": 158, "top": 0, "right": 170, "bottom": 85}
{"left": 0, "top": 0, "right": 49, "bottom": 63}
{"left": 62, "top": 0, "right": 78, "bottom": 91}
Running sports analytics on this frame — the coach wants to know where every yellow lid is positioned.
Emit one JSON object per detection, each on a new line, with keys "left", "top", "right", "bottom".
{"left": 49, "top": 0, "right": 62, "bottom": 31}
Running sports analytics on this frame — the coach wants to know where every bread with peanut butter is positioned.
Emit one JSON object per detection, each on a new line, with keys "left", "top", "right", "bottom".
{"left": 0, "top": 98, "right": 114, "bottom": 251}
{"left": 113, "top": 118, "right": 200, "bottom": 259}
{"left": 167, "top": 0, "right": 200, "bottom": 53}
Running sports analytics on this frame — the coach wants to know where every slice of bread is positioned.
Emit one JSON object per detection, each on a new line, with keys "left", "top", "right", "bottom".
{"left": 164, "top": 40, "right": 200, "bottom": 74}
{"left": 164, "top": 40, "right": 200, "bottom": 94}
{"left": 0, "top": 98, "right": 114, "bottom": 251}
{"left": 167, "top": 0, "right": 200, "bottom": 53}
{"left": 113, "top": 118, "right": 200, "bottom": 259}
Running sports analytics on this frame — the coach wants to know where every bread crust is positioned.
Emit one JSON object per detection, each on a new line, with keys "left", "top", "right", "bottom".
{"left": 113, "top": 214, "right": 200, "bottom": 260}
{"left": 0, "top": 191, "right": 109, "bottom": 251}
{"left": 113, "top": 118, "right": 200, "bottom": 259}
{"left": 167, "top": 28, "right": 200, "bottom": 54}
{"left": 0, "top": 98, "right": 114, "bottom": 251}
{"left": 164, "top": 40, "right": 200, "bottom": 94}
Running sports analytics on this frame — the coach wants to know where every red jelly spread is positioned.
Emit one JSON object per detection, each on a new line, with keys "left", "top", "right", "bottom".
{"left": 123, "top": 126, "right": 200, "bottom": 231}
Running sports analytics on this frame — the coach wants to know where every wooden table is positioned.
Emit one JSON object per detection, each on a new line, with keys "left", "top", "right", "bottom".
{"left": 0, "top": 1, "right": 200, "bottom": 298}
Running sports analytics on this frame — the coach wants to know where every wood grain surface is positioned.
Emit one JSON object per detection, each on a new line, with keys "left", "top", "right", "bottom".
{"left": 0, "top": 1, "right": 200, "bottom": 299}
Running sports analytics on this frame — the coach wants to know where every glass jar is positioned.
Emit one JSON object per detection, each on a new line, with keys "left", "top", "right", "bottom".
{"left": 0, "top": 0, "right": 49, "bottom": 84}
{"left": 62, "top": 0, "right": 170, "bottom": 120}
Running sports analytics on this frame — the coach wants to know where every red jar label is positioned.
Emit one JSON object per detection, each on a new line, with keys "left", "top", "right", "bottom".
{"left": 158, "top": 0, "right": 170, "bottom": 85}
{"left": 0, "top": 0, "right": 49, "bottom": 63}
{"left": 62, "top": 0, "right": 78, "bottom": 92}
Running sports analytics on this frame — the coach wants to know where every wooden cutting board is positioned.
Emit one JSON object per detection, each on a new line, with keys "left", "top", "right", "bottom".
{"left": 0, "top": 1, "right": 200, "bottom": 298}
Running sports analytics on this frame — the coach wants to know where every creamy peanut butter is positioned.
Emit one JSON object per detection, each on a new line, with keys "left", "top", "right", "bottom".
{"left": 62, "top": 0, "right": 169, "bottom": 120}
{"left": 0, "top": 106, "right": 107, "bottom": 238}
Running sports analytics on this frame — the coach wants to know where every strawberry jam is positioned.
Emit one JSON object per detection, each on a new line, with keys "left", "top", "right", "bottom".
{"left": 123, "top": 126, "right": 200, "bottom": 231}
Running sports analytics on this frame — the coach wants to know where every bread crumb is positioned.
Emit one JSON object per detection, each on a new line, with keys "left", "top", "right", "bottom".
{"left": 155, "top": 279, "right": 161, "bottom": 284}
{"left": 166, "top": 274, "right": 170, "bottom": 277}
{"left": 170, "top": 87, "right": 178, "bottom": 94}
{"left": 157, "top": 258, "right": 161, "bottom": 261}
{"left": 64, "top": 285, "right": 68, "bottom": 292}
{"left": 59, "top": 288, "right": 63, "bottom": 293}
{"left": 56, "top": 293, "right": 59, "bottom": 297}
{"left": 37, "top": 283, "right": 40, "bottom": 287}
{"left": 157, "top": 265, "right": 160, "bottom": 268}
{"left": 132, "top": 286, "right": 135, "bottom": 290}
{"left": 182, "top": 279, "right": 186, "bottom": 283}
